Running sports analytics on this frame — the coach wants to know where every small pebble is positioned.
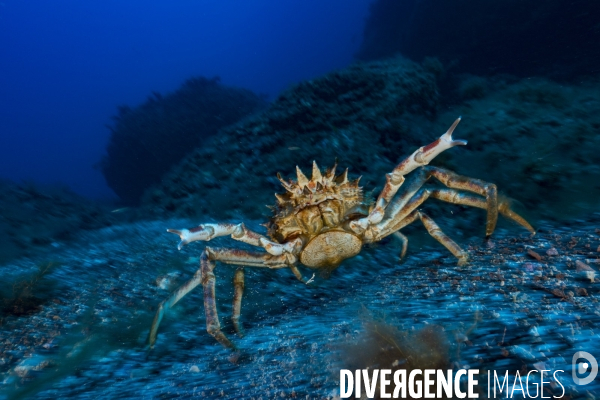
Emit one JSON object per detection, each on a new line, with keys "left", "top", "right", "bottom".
{"left": 533, "top": 361, "right": 546, "bottom": 372}
{"left": 546, "top": 248, "right": 559, "bottom": 256}
{"left": 576, "top": 260, "right": 596, "bottom": 282}
{"left": 523, "top": 263, "right": 535, "bottom": 272}
{"left": 527, "top": 249, "right": 542, "bottom": 261}
{"left": 576, "top": 260, "right": 594, "bottom": 271}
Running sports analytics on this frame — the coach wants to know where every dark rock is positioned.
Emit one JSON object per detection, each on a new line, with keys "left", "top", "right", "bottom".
{"left": 0, "top": 180, "right": 115, "bottom": 265}
{"left": 357, "top": 0, "right": 600, "bottom": 80}
{"left": 100, "top": 77, "right": 267, "bottom": 204}
{"left": 140, "top": 57, "right": 443, "bottom": 221}
{"left": 431, "top": 75, "right": 600, "bottom": 222}
{"left": 140, "top": 60, "right": 600, "bottom": 228}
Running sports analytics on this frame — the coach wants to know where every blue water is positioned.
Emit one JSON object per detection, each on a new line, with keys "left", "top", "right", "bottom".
{"left": 0, "top": 0, "right": 370, "bottom": 199}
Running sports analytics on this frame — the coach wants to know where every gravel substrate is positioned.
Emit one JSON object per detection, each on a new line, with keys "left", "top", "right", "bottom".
{"left": 1, "top": 215, "right": 599, "bottom": 399}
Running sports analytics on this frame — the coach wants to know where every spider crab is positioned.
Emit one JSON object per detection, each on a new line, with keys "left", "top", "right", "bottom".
{"left": 148, "top": 118, "right": 534, "bottom": 348}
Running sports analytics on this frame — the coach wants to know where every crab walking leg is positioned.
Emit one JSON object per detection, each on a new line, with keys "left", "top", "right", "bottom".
{"left": 202, "top": 248, "right": 288, "bottom": 348}
{"left": 148, "top": 247, "right": 288, "bottom": 348}
{"left": 392, "top": 231, "right": 409, "bottom": 259}
{"left": 382, "top": 169, "right": 429, "bottom": 217}
{"left": 428, "top": 189, "right": 535, "bottom": 234}
{"left": 373, "top": 166, "right": 506, "bottom": 239}
{"left": 390, "top": 209, "right": 420, "bottom": 231}
{"left": 417, "top": 211, "right": 469, "bottom": 265}
{"left": 289, "top": 265, "right": 309, "bottom": 283}
{"left": 148, "top": 268, "right": 203, "bottom": 348}
{"left": 351, "top": 169, "right": 429, "bottom": 234}
{"left": 376, "top": 209, "right": 468, "bottom": 264}
{"left": 167, "top": 222, "right": 268, "bottom": 250}
{"left": 232, "top": 268, "right": 244, "bottom": 336}
{"left": 375, "top": 188, "right": 534, "bottom": 244}
{"left": 422, "top": 166, "right": 499, "bottom": 237}
{"left": 374, "top": 186, "right": 534, "bottom": 246}
{"left": 357, "top": 118, "right": 467, "bottom": 227}
{"left": 200, "top": 251, "right": 234, "bottom": 348}
{"left": 372, "top": 186, "right": 434, "bottom": 239}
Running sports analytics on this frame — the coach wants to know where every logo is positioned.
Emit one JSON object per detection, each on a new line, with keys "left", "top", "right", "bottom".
{"left": 572, "top": 351, "right": 598, "bottom": 385}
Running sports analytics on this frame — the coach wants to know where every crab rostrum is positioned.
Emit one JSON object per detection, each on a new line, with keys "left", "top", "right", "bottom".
{"left": 148, "top": 118, "right": 534, "bottom": 348}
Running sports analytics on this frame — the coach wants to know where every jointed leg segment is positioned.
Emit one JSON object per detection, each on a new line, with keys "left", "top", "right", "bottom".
{"left": 377, "top": 166, "right": 517, "bottom": 238}
{"left": 148, "top": 267, "right": 203, "bottom": 348}
{"left": 423, "top": 167, "right": 499, "bottom": 238}
{"left": 428, "top": 189, "right": 534, "bottom": 233}
{"left": 232, "top": 268, "right": 245, "bottom": 336}
{"left": 392, "top": 231, "right": 409, "bottom": 259}
{"left": 201, "top": 250, "right": 233, "bottom": 348}
{"left": 353, "top": 118, "right": 534, "bottom": 264}
{"left": 289, "top": 264, "right": 310, "bottom": 284}
{"left": 389, "top": 210, "right": 468, "bottom": 265}
{"left": 352, "top": 118, "right": 467, "bottom": 229}
{"left": 148, "top": 247, "right": 290, "bottom": 348}
{"left": 167, "top": 222, "right": 268, "bottom": 250}
{"left": 418, "top": 211, "right": 468, "bottom": 265}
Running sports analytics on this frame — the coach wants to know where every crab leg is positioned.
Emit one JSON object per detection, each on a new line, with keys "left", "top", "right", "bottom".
{"left": 373, "top": 165, "right": 532, "bottom": 242}
{"left": 148, "top": 267, "right": 203, "bottom": 348}
{"left": 232, "top": 268, "right": 244, "bottom": 335}
{"left": 382, "top": 118, "right": 466, "bottom": 200}
{"left": 259, "top": 237, "right": 302, "bottom": 257}
{"left": 392, "top": 231, "right": 409, "bottom": 259}
{"left": 168, "top": 222, "right": 302, "bottom": 261}
{"left": 289, "top": 264, "right": 310, "bottom": 284}
{"left": 368, "top": 186, "right": 433, "bottom": 239}
{"left": 167, "top": 222, "right": 267, "bottom": 250}
{"left": 352, "top": 169, "right": 429, "bottom": 238}
{"left": 148, "top": 247, "right": 288, "bottom": 348}
{"left": 354, "top": 118, "right": 467, "bottom": 228}
{"left": 385, "top": 207, "right": 420, "bottom": 232}
{"left": 421, "top": 166, "right": 499, "bottom": 237}
{"left": 418, "top": 211, "right": 469, "bottom": 265}
{"left": 200, "top": 251, "right": 234, "bottom": 348}
{"left": 383, "top": 210, "right": 468, "bottom": 265}
{"left": 376, "top": 168, "right": 430, "bottom": 224}
{"left": 375, "top": 184, "right": 533, "bottom": 243}
{"left": 429, "top": 189, "right": 534, "bottom": 234}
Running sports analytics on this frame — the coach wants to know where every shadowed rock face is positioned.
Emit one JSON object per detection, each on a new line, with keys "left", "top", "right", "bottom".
{"left": 139, "top": 57, "right": 444, "bottom": 221}
{"left": 356, "top": 0, "right": 600, "bottom": 80}
{"left": 139, "top": 56, "right": 600, "bottom": 226}
{"left": 0, "top": 180, "right": 116, "bottom": 265}
{"left": 433, "top": 75, "right": 600, "bottom": 222}
{"left": 100, "top": 77, "right": 267, "bottom": 205}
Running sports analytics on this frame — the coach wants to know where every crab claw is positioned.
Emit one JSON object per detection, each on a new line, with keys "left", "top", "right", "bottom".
{"left": 167, "top": 229, "right": 191, "bottom": 250}
{"left": 398, "top": 117, "right": 467, "bottom": 173}
{"left": 440, "top": 117, "right": 468, "bottom": 148}
{"left": 167, "top": 226, "right": 215, "bottom": 250}
{"left": 259, "top": 237, "right": 300, "bottom": 256}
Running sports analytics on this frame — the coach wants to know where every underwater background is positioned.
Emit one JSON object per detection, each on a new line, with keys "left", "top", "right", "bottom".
{"left": 1, "top": 0, "right": 599, "bottom": 398}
